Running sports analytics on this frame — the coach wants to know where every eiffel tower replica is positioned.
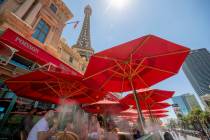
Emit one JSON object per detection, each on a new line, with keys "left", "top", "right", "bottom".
{"left": 72, "top": 5, "right": 94, "bottom": 61}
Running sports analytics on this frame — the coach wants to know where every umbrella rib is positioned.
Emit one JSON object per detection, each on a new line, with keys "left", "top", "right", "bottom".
{"left": 94, "top": 55, "right": 123, "bottom": 63}
{"left": 133, "top": 58, "right": 146, "bottom": 74}
{"left": 83, "top": 65, "right": 117, "bottom": 80}
{"left": 145, "top": 65, "right": 176, "bottom": 74}
{"left": 61, "top": 81, "right": 72, "bottom": 96}
{"left": 144, "top": 90, "right": 154, "bottom": 100}
{"left": 114, "top": 60, "right": 125, "bottom": 73}
{"left": 100, "top": 72, "right": 116, "bottom": 90}
{"left": 129, "top": 54, "right": 133, "bottom": 76}
{"left": 121, "top": 75, "right": 125, "bottom": 93}
{"left": 142, "top": 50, "right": 190, "bottom": 60}
{"left": 146, "top": 91, "right": 157, "bottom": 104}
{"left": 65, "top": 87, "right": 87, "bottom": 98}
{"left": 67, "top": 81, "right": 78, "bottom": 94}
{"left": 81, "top": 92, "right": 97, "bottom": 102}
{"left": 58, "top": 79, "right": 63, "bottom": 97}
{"left": 40, "top": 70, "right": 59, "bottom": 80}
{"left": 130, "top": 36, "right": 151, "bottom": 57}
{"left": 109, "top": 69, "right": 124, "bottom": 77}
{"left": 37, "top": 84, "right": 58, "bottom": 92}
{"left": 156, "top": 91, "right": 172, "bottom": 99}
{"left": 136, "top": 74, "right": 149, "bottom": 87}
{"left": 45, "top": 82, "right": 60, "bottom": 97}
{"left": 63, "top": 80, "right": 78, "bottom": 97}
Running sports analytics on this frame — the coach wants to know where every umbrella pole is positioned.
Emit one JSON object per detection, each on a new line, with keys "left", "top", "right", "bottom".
{"left": 148, "top": 106, "right": 154, "bottom": 123}
{"left": 130, "top": 80, "right": 145, "bottom": 135}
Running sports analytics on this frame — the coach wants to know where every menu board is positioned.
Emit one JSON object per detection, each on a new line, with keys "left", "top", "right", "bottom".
{"left": 13, "top": 103, "right": 33, "bottom": 112}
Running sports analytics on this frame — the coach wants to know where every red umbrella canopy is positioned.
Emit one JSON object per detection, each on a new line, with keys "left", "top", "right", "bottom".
{"left": 144, "top": 114, "right": 168, "bottom": 118}
{"left": 118, "top": 108, "right": 138, "bottom": 116}
{"left": 142, "top": 110, "right": 168, "bottom": 114}
{"left": 120, "top": 89, "right": 174, "bottom": 105}
{"left": 119, "top": 115, "right": 138, "bottom": 122}
{"left": 120, "top": 114, "right": 169, "bottom": 119}
{"left": 118, "top": 109, "right": 169, "bottom": 116}
{"left": 82, "top": 99, "right": 129, "bottom": 114}
{"left": 133, "top": 102, "right": 171, "bottom": 110}
{"left": 84, "top": 35, "right": 190, "bottom": 92}
{"left": 5, "top": 70, "right": 107, "bottom": 104}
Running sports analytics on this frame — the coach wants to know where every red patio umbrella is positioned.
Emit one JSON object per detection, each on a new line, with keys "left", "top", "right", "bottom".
{"left": 119, "top": 115, "right": 138, "bottom": 122}
{"left": 144, "top": 114, "right": 168, "bottom": 118}
{"left": 82, "top": 99, "right": 129, "bottom": 114}
{"left": 143, "top": 110, "right": 168, "bottom": 114}
{"left": 120, "top": 89, "right": 174, "bottom": 105}
{"left": 5, "top": 70, "right": 107, "bottom": 105}
{"left": 118, "top": 109, "right": 168, "bottom": 116}
{"left": 133, "top": 102, "right": 171, "bottom": 110}
{"left": 119, "top": 89, "right": 172, "bottom": 125}
{"left": 83, "top": 35, "right": 190, "bottom": 132}
{"left": 118, "top": 108, "right": 138, "bottom": 116}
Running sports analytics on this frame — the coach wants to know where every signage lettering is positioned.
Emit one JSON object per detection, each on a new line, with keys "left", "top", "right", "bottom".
{"left": 15, "top": 37, "right": 39, "bottom": 54}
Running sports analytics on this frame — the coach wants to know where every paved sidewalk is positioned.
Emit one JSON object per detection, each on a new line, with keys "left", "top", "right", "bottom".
{"left": 171, "top": 131, "right": 200, "bottom": 140}
{"left": 161, "top": 131, "right": 201, "bottom": 140}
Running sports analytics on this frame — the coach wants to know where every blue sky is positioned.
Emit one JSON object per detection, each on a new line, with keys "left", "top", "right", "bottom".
{"left": 62, "top": 0, "right": 210, "bottom": 119}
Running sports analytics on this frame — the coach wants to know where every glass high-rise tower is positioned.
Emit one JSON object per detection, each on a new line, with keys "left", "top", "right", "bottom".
{"left": 183, "top": 48, "right": 210, "bottom": 97}
{"left": 172, "top": 93, "right": 201, "bottom": 116}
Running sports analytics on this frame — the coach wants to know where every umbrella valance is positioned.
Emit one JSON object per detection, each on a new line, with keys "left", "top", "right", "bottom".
{"left": 120, "top": 89, "right": 174, "bottom": 105}
{"left": 82, "top": 99, "right": 129, "bottom": 114}
{"left": 142, "top": 110, "right": 168, "bottom": 114}
{"left": 144, "top": 114, "right": 168, "bottom": 118}
{"left": 133, "top": 102, "right": 171, "bottom": 110}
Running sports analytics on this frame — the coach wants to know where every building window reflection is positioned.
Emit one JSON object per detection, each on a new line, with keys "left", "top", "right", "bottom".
{"left": 0, "top": 0, "right": 5, "bottom": 5}
{"left": 69, "top": 56, "right": 73, "bottom": 63}
{"left": 50, "top": 3, "right": 57, "bottom": 14}
{"left": 32, "top": 19, "right": 50, "bottom": 43}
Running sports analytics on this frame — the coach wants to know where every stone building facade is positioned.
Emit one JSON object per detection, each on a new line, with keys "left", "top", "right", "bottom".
{"left": 59, "top": 38, "right": 88, "bottom": 72}
{"left": 0, "top": 0, "right": 88, "bottom": 80}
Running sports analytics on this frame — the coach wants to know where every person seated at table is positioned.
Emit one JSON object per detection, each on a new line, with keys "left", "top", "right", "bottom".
{"left": 64, "top": 119, "right": 75, "bottom": 132}
{"left": 27, "top": 110, "right": 58, "bottom": 140}
{"left": 88, "top": 115, "right": 101, "bottom": 140}
{"left": 21, "top": 108, "right": 37, "bottom": 137}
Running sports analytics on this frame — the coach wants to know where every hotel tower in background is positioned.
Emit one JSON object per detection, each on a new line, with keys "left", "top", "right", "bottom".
{"left": 172, "top": 93, "right": 201, "bottom": 117}
{"left": 183, "top": 48, "right": 210, "bottom": 108}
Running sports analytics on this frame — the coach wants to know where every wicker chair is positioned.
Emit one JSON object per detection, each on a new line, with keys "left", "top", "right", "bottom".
{"left": 55, "top": 131, "right": 79, "bottom": 140}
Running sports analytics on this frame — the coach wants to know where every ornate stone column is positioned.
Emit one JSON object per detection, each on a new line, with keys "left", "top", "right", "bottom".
{"left": 15, "top": 0, "right": 35, "bottom": 19}
{"left": 45, "top": 26, "right": 55, "bottom": 46}
{"left": 25, "top": 2, "right": 42, "bottom": 25}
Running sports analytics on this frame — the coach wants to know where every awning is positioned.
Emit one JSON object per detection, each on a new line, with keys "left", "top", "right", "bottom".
{"left": 0, "top": 28, "right": 82, "bottom": 77}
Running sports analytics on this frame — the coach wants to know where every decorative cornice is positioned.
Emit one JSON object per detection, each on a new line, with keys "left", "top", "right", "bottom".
{"left": 1, "top": 10, "right": 33, "bottom": 36}
{"left": 42, "top": 0, "right": 73, "bottom": 21}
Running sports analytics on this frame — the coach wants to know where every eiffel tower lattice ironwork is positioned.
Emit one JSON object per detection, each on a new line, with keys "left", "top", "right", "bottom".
{"left": 72, "top": 5, "right": 94, "bottom": 61}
